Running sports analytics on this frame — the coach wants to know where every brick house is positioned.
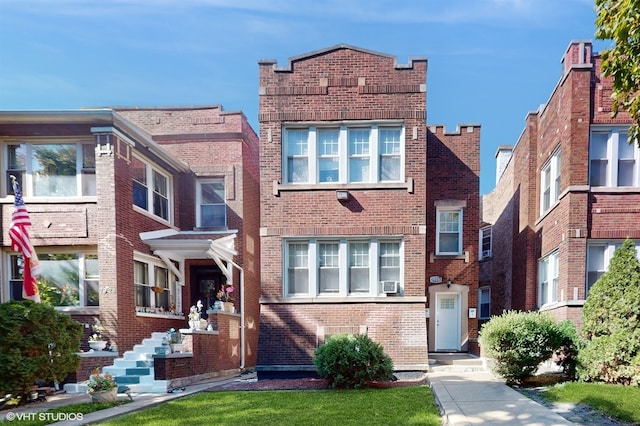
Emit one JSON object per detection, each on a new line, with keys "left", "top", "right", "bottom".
{"left": 0, "top": 106, "right": 260, "bottom": 388}
{"left": 481, "top": 40, "right": 640, "bottom": 330}
{"left": 256, "top": 44, "right": 480, "bottom": 376}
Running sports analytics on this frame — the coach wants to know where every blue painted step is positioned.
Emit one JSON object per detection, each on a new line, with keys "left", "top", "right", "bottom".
{"left": 136, "top": 360, "right": 154, "bottom": 368}
{"left": 126, "top": 367, "right": 151, "bottom": 375}
{"left": 115, "top": 376, "right": 141, "bottom": 385}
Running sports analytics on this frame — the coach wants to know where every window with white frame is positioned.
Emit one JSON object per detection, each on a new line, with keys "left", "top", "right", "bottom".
{"left": 134, "top": 257, "right": 175, "bottom": 310}
{"left": 480, "top": 226, "right": 492, "bottom": 260}
{"left": 6, "top": 142, "right": 96, "bottom": 197}
{"left": 285, "top": 239, "right": 402, "bottom": 297}
{"left": 197, "top": 179, "right": 226, "bottom": 227}
{"left": 132, "top": 155, "right": 171, "bottom": 222}
{"left": 587, "top": 240, "right": 640, "bottom": 293}
{"left": 590, "top": 128, "right": 640, "bottom": 187}
{"left": 436, "top": 209, "right": 463, "bottom": 255}
{"left": 538, "top": 250, "right": 559, "bottom": 307}
{"left": 479, "top": 287, "right": 491, "bottom": 319}
{"left": 10, "top": 253, "right": 99, "bottom": 306}
{"left": 540, "top": 149, "right": 561, "bottom": 214}
{"left": 283, "top": 123, "right": 405, "bottom": 184}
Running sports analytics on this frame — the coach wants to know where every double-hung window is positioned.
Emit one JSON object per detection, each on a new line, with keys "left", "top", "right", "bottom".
{"left": 197, "top": 179, "right": 226, "bottom": 227}
{"left": 479, "top": 287, "right": 491, "bottom": 319}
{"left": 480, "top": 226, "right": 492, "bottom": 260}
{"left": 285, "top": 239, "right": 402, "bottom": 297}
{"left": 9, "top": 253, "right": 99, "bottom": 307}
{"left": 436, "top": 209, "right": 463, "bottom": 255}
{"left": 540, "top": 149, "right": 561, "bottom": 214}
{"left": 132, "top": 155, "right": 171, "bottom": 222}
{"left": 6, "top": 142, "right": 96, "bottom": 197}
{"left": 283, "top": 123, "right": 404, "bottom": 184}
{"left": 538, "top": 250, "right": 559, "bottom": 307}
{"left": 134, "top": 256, "right": 175, "bottom": 310}
{"left": 587, "top": 241, "right": 640, "bottom": 293}
{"left": 590, "top": 128, "right": 639, "bottom": 187}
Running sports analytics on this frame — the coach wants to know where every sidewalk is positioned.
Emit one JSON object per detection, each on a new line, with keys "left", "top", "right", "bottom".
{"left": 428, "top": 369, "right": 573, "bottom": 426}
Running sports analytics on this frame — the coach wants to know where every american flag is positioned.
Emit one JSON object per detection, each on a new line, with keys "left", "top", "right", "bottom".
{"left": 9, "top": 177, "right": 40, "bottom": 303}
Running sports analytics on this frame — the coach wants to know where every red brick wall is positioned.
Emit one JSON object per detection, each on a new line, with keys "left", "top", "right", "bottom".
{"left": 258, "top": 46, "right": 430, "bottom": 369}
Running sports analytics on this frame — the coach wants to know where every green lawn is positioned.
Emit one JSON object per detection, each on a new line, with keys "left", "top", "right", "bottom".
{"left": 102, "top": 387, "right": 441, "bottom": 426}
{"left": 542, "top": 382, "right": 640, "bottom": 424}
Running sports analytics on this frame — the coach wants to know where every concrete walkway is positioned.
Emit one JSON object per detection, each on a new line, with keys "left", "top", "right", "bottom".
{"left": 428, "top": 369, "right": 573, "bottom": 425}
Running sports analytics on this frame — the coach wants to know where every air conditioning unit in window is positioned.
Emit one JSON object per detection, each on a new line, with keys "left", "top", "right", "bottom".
{"left": 482, "top": 250, "right": 492, "bottom": 259}
{"left": 381, "top": 281, "right": 400, "bottom": 294}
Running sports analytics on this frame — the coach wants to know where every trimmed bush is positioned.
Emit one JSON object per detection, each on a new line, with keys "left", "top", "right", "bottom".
{"left": 479, "top": 310, "right": 566, "bottom": 384}
{"left": 578, "top": 238, "right": 640, "bottom": 385}
{"left": 313, "top": 333, "right": 394, "bottom": 389}
{"left": 0, "top": 300, "right": 82, "bottom": 403}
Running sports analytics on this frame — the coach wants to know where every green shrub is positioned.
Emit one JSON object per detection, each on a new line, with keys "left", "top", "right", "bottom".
{"left": 479, "top": 310, "right": 566, "bottom": 384}
{"left": 578, "top": 238, "right": 640, "bottom": 385}
{"left": 0, "top": 300, "right": 82, "bottom": 402}
{"left": 313, "top": 333, "right": 394, "bottom": 389}
{"left": 553, "top": 320, "right": 580, "bottom": 379}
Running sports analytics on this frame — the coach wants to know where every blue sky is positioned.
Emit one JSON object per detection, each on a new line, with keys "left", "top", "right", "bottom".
{"left": 0, "top": 0, "right": 609, "bottom": 194}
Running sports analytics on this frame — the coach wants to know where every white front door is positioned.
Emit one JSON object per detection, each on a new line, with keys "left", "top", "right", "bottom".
{"left": 435, "top": 293, "right": 461, "bottom": 351}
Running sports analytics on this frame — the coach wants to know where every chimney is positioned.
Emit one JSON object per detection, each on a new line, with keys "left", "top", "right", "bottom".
{"left": 495, "top": 145, "right": 513, "bottom": 184}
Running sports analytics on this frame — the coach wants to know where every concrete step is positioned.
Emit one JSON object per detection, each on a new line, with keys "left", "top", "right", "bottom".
{"left": 429, "top": 353, "right": 487, "bottom": 373}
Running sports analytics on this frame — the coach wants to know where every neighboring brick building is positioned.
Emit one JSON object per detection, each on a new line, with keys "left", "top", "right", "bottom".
{"left": 481, "top": 40, "right": 640, "bottom": 330}
{"left": 257, "top": 44, "right": 480, "bottom": 376}
{"left": 0, "top": 106, "right": 260, "bottom": 374}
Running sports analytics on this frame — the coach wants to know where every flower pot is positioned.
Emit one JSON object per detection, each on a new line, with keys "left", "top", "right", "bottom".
{"left": 90, "top": 388, "right": 117, "bottom": 403}
{"left": 223, "top": 302, "right": 234, "bottom": 313}
{"left": 89, "top": 340, "right": 108, "bottom": 351}
{"left": 171, "top": 343, "right": 183, "bottom": 353}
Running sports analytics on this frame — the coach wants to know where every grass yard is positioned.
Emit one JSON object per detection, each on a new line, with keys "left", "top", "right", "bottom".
{"left": 542, "top": 382, "right": 640, "bottom": 424}
{"left": 102, "top": 386, "right": 441, "bottom": 426}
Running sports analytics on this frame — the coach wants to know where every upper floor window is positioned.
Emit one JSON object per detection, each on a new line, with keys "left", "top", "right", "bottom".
{"left": 590, "top": 128, "right": 639, "bottom": 187}
{"left": 197, "top": 179, "right": 226, "bottom": 228}
{"left": 587, "top": 240, "right": 640, "bottom": 294}
{"left": 132, "top": 155, "right": 171, "bottom": 222}
{"left": 540, "top": 149, "right": 561, "bottom": 214}
{"left": 538, "top": 250, "right": 559, "bottom": 307}
{"left": 436, "top": 208, "right": 463, "bottom": 255}
{"left": 9, "top": 252, "right": 99, "bottom": 307}
{"left": 283, "top": 123, "right": 405, "bottom": 185}
{"left": 6, "top": 142, "right": 96, "bottom": 197}
{"left": 285, "top": 238, "right": 403, "bottom": 297}
{"left": 480, "top": 226, "right": 492, "bottom": 260}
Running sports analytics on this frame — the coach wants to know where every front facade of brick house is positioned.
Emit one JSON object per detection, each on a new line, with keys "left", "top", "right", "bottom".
{"left": 481, "top": 40, "right": 640, "bottom": 330}
{"left": 257, "top": 45, "right": 480, "bottom": 375}
{"left": 0, "top": 106, "right": 260, "bottom": 372}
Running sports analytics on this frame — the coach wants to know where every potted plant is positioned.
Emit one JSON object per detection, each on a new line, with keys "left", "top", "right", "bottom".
{"left": 216, "top": 285, "right": 235, "bottom": 312}
{"left": 86, "top": 368, "right": 118, "bottom": 403}
{"left": 88, "top": 318, "right": 108, "bottom": 351}
{"left": 167, "top": 328, "right": 183, "bottom": 353}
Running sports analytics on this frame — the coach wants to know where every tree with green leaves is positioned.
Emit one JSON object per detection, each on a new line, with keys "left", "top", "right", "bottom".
{"left": 578, "top": 238, "right": 640, "bottom": 385}
{"left": 596, "top": 0, "right": 640, "bottom": 145}
{"left": 0, "top": 301, "right": 82, "bottom": 404}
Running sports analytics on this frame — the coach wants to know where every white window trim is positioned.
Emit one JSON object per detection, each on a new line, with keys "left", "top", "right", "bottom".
{"left": 590, "top": 127, "right": 640, "bottom": 188}
{"left": 479, "top": 287, "right": 491, "bottom": 319}
{"left": 196, "top": 178, "right": 227, "bottom": 228}
{"left": 283, "top": 238, "right": 404, "bottom": 297}
{"left": 540, "top": 148, "right": 561, "bottom": 215}
{"left": 436, "top": 208, "right": 463, "bottom": 256}
{"left": 586, "top": 240, "right": 640, "bottom": 294}
{"left": 5, "top": 140, "right": 96, "bottom": 199}
{"left": 282, "top": 122, "right": 405, "bottom": 185}
{"left": 8, "top": 251, "right": 98, "bottom": 308}
{"left": 133, "top": 252, "right": 177, "bottom": 310}
{"left": 479, "top": 226, "right": 492, "bottom": 260}
{"left": 538, "top": 250, "right": 559, "bottom": 307}
{"left": 132, "top": 153, "right": 173, "bottom": 224}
